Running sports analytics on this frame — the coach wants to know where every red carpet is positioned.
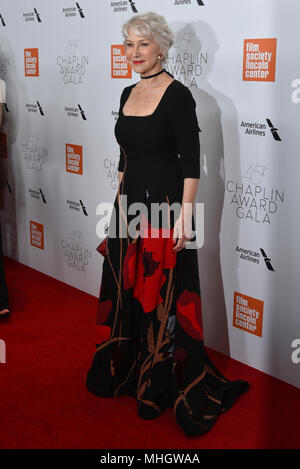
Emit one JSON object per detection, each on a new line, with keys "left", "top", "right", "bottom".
{"left": 0, "top": 258, "right": 299, "bottom": 449}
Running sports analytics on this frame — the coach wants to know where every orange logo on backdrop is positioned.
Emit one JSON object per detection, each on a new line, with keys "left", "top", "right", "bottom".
{"left": 0, "top": 133, "right": 7, "bottom": 158}
{"left": 30, "top": 221, "right": 44, "bottom": 250}
{"left": 66, "top": 143, "right": 83, "bottom": 175}
{"left": 243, "top": 38, "right": 277, "bottom": 82}
{"left": 111, "top": 45, "right": 132, "bottom": 79}
{"left": 233, "top": 291, "right": 264, "bottom": 337}
{"left": 24, "top": 48, "right": 39, "bottom": 77}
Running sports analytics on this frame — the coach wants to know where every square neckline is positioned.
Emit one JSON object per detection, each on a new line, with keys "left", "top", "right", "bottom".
{"left": 121, "top": 79, "right": 176, "bottom": 118}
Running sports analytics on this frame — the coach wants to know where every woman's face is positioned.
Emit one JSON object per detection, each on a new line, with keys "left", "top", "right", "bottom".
{"left": 125, "top": 28, "right": 162, "bottom": 75}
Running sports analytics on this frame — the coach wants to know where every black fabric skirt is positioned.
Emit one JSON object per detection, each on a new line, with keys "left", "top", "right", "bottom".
{"left": 86, "top": 154, "right": 249, "bottom": 436}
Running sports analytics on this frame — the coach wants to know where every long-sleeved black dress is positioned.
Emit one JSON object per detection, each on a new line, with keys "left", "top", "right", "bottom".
{"left": 86, "top": 78, "right": 249, "bottom": 437}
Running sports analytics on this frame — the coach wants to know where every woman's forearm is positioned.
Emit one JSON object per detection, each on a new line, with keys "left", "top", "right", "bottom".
{"left": 181, "top": 177, "right": 199, "bottom": 207}
{"left": 179, "top": 178, "right": 199, "bottom": 237}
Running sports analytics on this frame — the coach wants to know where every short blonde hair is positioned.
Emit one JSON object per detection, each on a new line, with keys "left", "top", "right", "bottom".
{"left": 122, "top": 11, "right": 174, "bottom": 62}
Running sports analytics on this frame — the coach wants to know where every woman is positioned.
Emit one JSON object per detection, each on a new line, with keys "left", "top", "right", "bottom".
{"left": 0, "top": 78, "right": 10, "bottom": 320}
{"left": 86, "top": 12, "right": 249, "bottom": 437}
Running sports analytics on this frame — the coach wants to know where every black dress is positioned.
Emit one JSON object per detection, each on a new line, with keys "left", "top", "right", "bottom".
{"left": 86, "top": 79, "right": 249, "bottom": 437}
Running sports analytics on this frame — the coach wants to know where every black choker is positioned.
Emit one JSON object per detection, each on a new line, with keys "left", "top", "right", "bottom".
{"left": 140, "top": 69, "right": 166, "bottom": 79}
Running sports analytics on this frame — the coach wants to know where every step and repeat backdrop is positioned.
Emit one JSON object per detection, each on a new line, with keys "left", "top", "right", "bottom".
{"left": 0, "top": 0, "right": 299, "bottom": 388}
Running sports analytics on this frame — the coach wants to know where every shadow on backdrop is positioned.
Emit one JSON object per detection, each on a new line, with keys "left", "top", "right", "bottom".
{"left": 167, "top": 20, "right": 243, "bottom": 361}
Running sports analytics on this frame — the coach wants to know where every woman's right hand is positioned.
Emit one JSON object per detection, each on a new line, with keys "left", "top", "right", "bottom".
{"left": 172, "top": 213, "right": 193, "bottom": 252}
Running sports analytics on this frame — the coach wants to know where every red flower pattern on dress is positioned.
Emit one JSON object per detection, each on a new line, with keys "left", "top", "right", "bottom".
{"left": 122, "top": 213, "right": 177, "bottom": 313}
{"left": 96, "top": 237, "right": 109, "bottom": 257}
{"left": 96, "top": 299, "right": 112, "bottom": 325}
{"left": 176, "top": 289, "right": 203, "bottom": 341}
{"left": 122, "top": 242, "right": 138, "bottom": 290}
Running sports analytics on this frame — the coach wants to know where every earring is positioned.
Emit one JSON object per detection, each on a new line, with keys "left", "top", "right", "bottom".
{"left": 158, "top": 54, "right": 163, "bottom": 60}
